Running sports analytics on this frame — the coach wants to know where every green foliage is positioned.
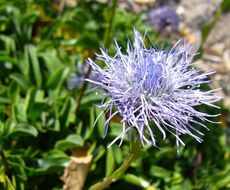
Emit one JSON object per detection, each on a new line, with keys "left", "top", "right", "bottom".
{"left": 55, "top": 134, "right": 84, "bottom": 151}
{"left": 0, "top": 0, "right": 229, "bottom": 190}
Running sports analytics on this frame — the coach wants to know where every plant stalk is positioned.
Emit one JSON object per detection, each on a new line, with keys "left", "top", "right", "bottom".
{"left": 0, "top": 146, "right": 11, "bottom": 177}
{"left": 89, "top": 140, "right": 142, "bottom": 190}
{"left": 75, "top": 63, "right": 92, "bottom": 116}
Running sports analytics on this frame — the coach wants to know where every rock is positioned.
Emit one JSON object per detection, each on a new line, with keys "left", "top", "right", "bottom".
{"left": 205, "top": 12, "right": 230, "bottom": 48}
{"left": 179, "top": 0, "right": 221, "bottom": 43}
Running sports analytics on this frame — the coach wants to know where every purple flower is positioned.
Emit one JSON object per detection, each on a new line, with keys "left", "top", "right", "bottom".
{"left": 67, "top": 62, "right": 99, "bottom": 90}
{"left": 67, "top": 73, "right": 84, "bottom": 90}
{"left": 147, "top": 6, "right": 180, "bottom": 31}
{"left": 86, "top": 29, "right": 222, "bottom": 151}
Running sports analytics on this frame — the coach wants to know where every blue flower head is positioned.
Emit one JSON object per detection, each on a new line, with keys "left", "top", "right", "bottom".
{"left": 68, "top": 61, "right": 99, "bottom": 90}
{"left": 147, "top": 5, "right": 180, "bottom": 31}
{"left": 86, "top": 29, "right": 222, "bottom": 151}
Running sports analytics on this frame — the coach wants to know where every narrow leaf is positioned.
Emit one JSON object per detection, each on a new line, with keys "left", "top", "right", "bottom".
{"left": 105, "top": 148, "right": 115, "bottom": 178}
{"left": 27, "top": 45, "right": 42, "bottom": 88}
{"left": 55, "top": 134, "right": 84, "bottom": 151}
{"left": 10, "top": 124, "right": 38, "bottom": 137}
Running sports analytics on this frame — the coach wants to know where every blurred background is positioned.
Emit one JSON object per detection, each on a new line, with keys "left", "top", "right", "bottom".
{"left": 0, "top": 0, "right": 230, "bottom": 189}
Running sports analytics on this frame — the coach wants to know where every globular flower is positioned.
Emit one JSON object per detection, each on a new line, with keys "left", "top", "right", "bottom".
{"left": 67, "top": 61, "right": 99, "bottom": 90}
{"left": 147, "top": 5, "right": 180, "bottom": 31}
{"left": 86, "top": 29, "right": 222, "bottom": 151}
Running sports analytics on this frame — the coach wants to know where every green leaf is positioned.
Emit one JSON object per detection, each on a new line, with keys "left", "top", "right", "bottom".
{"left": 83, "top": 106, "right": 95, "bottom": 140}
{"left": 111, "top": 144, "right": 122, "bottom": 164}
{"left": 10, "top": 73, "right": 30, "bottom": 91}
{"left": 0, "top": 174, "right": 16, "bottom": 190}
{"left": 59, "top": 97, "right": 73, "bottom": 128}
{"left": 88, "top": 141, "right": 97, "bottom": 154}
{"left": 150, "top": 165, "right": 171, "bottom": 179}
{"left": 75, "top": 36, "right": 98, "bottom": 49}
{"left": 155, "top": 147, "right": 175, "bottom": 161}
{"left": 0, "top": 56, "right": 17, "bottom": 64}
{"left": 41, "top": 19, "right": 62, "bottom": 40}
{"left": 2, "top": 118, "right": 16, "bottom": 137}
{"left": 25, "top": 87, "right": 45, "bottom": 112}
{"left": 77, "top": 120, "right": 83, "bottom": 135}
{"left": 8, "top": 6, "right": 21, "bottom": 37}
{"left": 109, "top": 123, "right": 124, "bottom": 139}
{"left": 24, "top": 87, "right": 36, "bottom": 111}
{"left": 6, "top": 155, "right": 27, "bottom": 181}
{"left": 33, "top": 150, "right": 69, "bottom": 174}
{"left": 26, "top": 45, "right": 42, "bottom": 88}
{"left": 12, "top": 103, "right": 27, "bottom": 123}
{"left": 182, "top": 180, "right": 192, "bottom": 190}
{"left": 124, "top": 173, "right": 149, "bottom": 188}
{"left": 28, "top": 102, "right": 49, "bottom": 121}
{"left": 81, "top": 89, "right": 104, "bottom": 105}
{"left": 66, "top": 134, "right": 84, "bottom": 144}
{"left": 0, "top": 106, "right": 6, "bottom": 121}
{"left": 0, "top": 96, "right": 10, "bottom": 104}
{"left": 220, "top": 0, "right": 230, "bottom": 11}
{"left": 93, "top": 145, "right": 105, "bottom": 162}
{"left": 40, "top": 51, "right": 62, "bottom": 74}
{"left": 85, "top": 20, "right": 98, "bottom": 31}
{"left": 47, "top": 67, "right": 69, "bottom": 95}
{"left": 38, "top": 157, "right": 70, "bottom": 170}
{"left": 22, "top": 10, "right": 39, "bottom": 25}
{"left": 55, "top": 134, "right": 84, "bottom": 151}
{"left": 0, "top": 50, "right": 8, "bottom": 56}
{"left": 209, "top": 170, "right": 230, "bottom": 189}
{"left": 0, "top": 34, "right": 16, "bottom": 53}
{"left": 10, "top": 123, "right": 38, "bottom": 137}
{"left": 8, "top": 82, "right": 20, "bottom": 103}
{"left": 94, "top": 106, "right": 105, "bottom": 137}
{"left": 46, "top": 117, "right": 61, "bottom": 132}
{"left": 53, "top": 119, "right": 61, "bottom": 131}
{"left": 105, "top": 148, "right": 115, "bottom": 178}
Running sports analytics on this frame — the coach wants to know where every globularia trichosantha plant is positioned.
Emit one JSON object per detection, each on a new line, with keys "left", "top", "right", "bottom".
{"left": 86, "top": 29, "right": 222, "bottom": 190}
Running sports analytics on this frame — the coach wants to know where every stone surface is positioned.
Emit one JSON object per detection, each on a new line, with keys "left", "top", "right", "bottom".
{"left": 179, "top": 0, "right": 221, "bottom": 44}
{"left": 205, "top": 11, "right": 230, "bottom": 48}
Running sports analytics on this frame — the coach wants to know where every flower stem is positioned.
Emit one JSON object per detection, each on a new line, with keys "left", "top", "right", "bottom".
{"left": 75, "top": 63, "right": 92, "bottom": 116}
{"left": 0, "top": 146, "right": 11, "bottom": 177}
{"left": 103, "top": 0, "right": 118, "bottom": 49}
{"left": 89, "top": 140, "right": 142, "bottom": 190}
